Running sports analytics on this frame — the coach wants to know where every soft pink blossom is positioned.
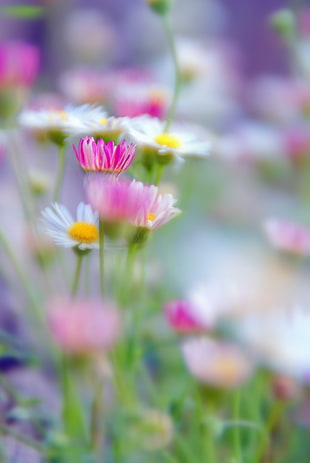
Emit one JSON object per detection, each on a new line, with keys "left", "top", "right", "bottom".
{"left": 73, "top": 137, "right": 135, "bottom": 174}
{"left": 48, "top": 298, "right": 122, "bottom": 354}
{"left": 181, "top": 337, "right": 254, "bottom": 389}
{"left": 263, "top": 218, "right": 310, "bottom": 256}
{"left": 163, "top": 300, "right": 207, "bottom": 333}
{"left": 0, "top": 41, "right": 40, "bottom": 88}
{"left": 86, "top": 176, "right": 181, "bottom": 230}
{"left": 283, "top": 126, "right": 310, "bottom": 164}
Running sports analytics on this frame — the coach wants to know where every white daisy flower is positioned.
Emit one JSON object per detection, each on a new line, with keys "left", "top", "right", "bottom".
{"left": 41, "top": 202, "right": 99, "bottom": 250}
{"left": 66, "top": 114, "right": 130, "bottom": 141}
{"left": 18, "top": 104, "right": 107, "bottom": 140}
{"left": 123, "top": 115, "right": 213, "bottom": 159}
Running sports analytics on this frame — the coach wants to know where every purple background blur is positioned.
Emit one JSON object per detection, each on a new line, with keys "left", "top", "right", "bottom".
{"left": 0, "top": 0, "right": 288, "bottom": 81}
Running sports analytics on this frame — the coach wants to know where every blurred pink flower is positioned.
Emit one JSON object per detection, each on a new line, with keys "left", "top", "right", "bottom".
{"left": 0, "top": 41, "right": 40, "bottom": 88}
{"left": 73, "top": 137, "right": 135, "bottom": 174}
{"left": 181, "top": 337, "right": 254, "bottom": 389}
{"left": 114, "top": 86, "right": 167, "bottom": 119}
{"left": 59, "top": 68, "right": 110, "bottom": 105}
{"left": 48, "top": 298, "right": 122, "bottom": 355}
{"left": 282, "top": 126, "right": 310, "bottom": 164}
{"left": 263, "top": 218, "right": 310, "bottom": 255}
{"left": 163, "top": 299, "right": 207, "bottom": 333}
{"left": 86, "top": 176, "right": 181, "bottom": 232}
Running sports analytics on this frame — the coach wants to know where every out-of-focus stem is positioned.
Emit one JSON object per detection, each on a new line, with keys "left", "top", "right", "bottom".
{"left": 99, "top": 220, "right": 105, "bottom": 298}
{"left": 162, "top": 14, "right": 181, "bottom": 132}
{"left": 53, "top": 144, "right": 66, "bottom": 202}
{"left": 90, "top": 377, "right": 104, "bottom": 462}
{"left": 0, "top": 423, "right": 44, "bottom": 452}
{"left": 233, "top": 390, "right": 242, "bottom": 463}
{"left": 71, "top": 252, "right": 83, "bottom": 297}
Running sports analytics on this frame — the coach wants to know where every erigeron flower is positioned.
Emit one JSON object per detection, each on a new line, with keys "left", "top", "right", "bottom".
{"left": 65, "top": 114, "right": 130, "bottom": 142}
{"left": 73, "top": 136, "right": 135, "bottom": 174}
{"left": 114, "top": 83, "right": 167, "bottom": 119}
{"left": 48, "top": 298, "right": 122, "bottom": 355}
{"left": 164, "top": 299, "right": 207, "bottom": 333}
{"left": 18, "top": 104, "right": 106, "bottom": 145}
{"left": 181, "top": 337, "right": 254, "bottom": 389}
{"left": 41, "top": 202, "right": 99, "bottom": 250}
{"left": 124, "top": 115, "right": 213, "bottom": 160}
{"left": 86, "top": 175, "right": 181, "bottom": 242}
{"left": 263, "top": 218, "right": 310, "bottom": 256}
{"left": 0, "top": 41, "right": 40, "bottom": 88}
{"left": 59, "top": 68, "right": 110, "bottom": 105}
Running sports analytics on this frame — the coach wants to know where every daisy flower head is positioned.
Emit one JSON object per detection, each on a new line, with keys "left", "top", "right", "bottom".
{"left": 73, "top": 136, "right": 136, "bottom": 174}
{"left": 41, "top": 202, "right": 99, "bottom": 251}
{"left": 114, "top": 82, "right": 168, "bottom": 119}
{"left": 123, "top": 115, "right": 213, "bottom": 167}
{"left": 181, "top": 337, "right": 254, "bottom": 389}
{"left": 65, "top": 114, "right": 130, "bottom": 143}
{"left": 18, "top": 104, "right": 106, "bottom": 146}
{"left": 0, "top": 41, "right": 40, "bottom": 88}
{"left": 86, "top": 175, "right": 181, "bottom": 243}
{"left": 48, "top": 298, "right": 122, "bottom": 355}
{"left": 164, "top": 299, "right": 207, "bottom": 334}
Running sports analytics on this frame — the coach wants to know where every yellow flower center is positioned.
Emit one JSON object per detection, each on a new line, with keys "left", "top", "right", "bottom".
{"left": 211, "top": 358, "right": 239, "bottom": 385}
{"left": 154, "top": 133, "right": 181, "bottom": 148}
{"left": 147, "top": 212, "right": 156, "bottom": 221}
{"left": 99, "top": 118, "right": 108, "bottom": 124}
{"left": 55, "top": 110, "right": 67, "bottom": 120}
{"left": 68, "top": 222, "right": 99, "bottom": 244}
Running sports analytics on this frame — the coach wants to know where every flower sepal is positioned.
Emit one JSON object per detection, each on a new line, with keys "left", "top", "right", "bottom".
{"left": 128, "top": 227, "right": 151, "bottom": 247}
{"left": 73, "top": 246, "right": 92, "bottom": 257}
{"left": 48, "top": 130, "right": 67, "bottom": 147}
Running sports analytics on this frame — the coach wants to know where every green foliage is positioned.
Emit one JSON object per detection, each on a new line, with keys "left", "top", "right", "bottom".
{"left": 0, "top": 5, "right": 44, "bottom": 19}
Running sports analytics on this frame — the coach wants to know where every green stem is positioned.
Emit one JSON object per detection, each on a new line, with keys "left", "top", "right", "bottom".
{"left": 252, "top": 400, "right": 286, "bottom": 463}
{"left": 121, "top": 243, "right": 138, "bottom": 306}
{"left": 0, "top": 423, "right": 44, "bottom": 452}
{"left": 61, "top": 354, "right": 86, "bottom": 443}
{"left": 99, "top": 220, "right": 105, "bottom": 298}
{"left": 71, "top": 252, "right": 83, "bottom": 297}
{"left": 90, "top": 377, "right": 104, "bottom": 462}
{"left": 233, "top": 390, "right": 242, "bottom": 463}
{"left": 154, "top": 164, "right": 164, "bottom": 185}
{"left": 162, "top": 14, "right": 182, "bottom": 132}
{"left": 85, "top": 252, "right": 91, "bottom": 295}
{"left": 53, "top": 144, "right": 66, "bottom": 202}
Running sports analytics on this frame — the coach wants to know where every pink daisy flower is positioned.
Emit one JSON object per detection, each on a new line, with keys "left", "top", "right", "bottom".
{"left": 48, "top": 298, "right": 122, "bottom": 355}
{"left": 181, "top": 337, "right": 254, "bottom": 389}
{"left": 0, "top": 41, "right": 40, "bottom": 88}
{"left": 86, "top": 176, "right": 181, "bottom": 237}
{"left": 164, "top": 300, "right": 207, "bottom": 333}
{"left": 73, "top": 136, "right": 136, "bottom": 174}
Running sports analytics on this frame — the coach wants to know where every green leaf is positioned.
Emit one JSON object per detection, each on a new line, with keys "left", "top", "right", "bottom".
{"left": 0, "top": 5, "right": 44, "bottom": 19}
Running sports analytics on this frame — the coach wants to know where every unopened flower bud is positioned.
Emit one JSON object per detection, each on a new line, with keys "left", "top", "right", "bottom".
{"left": 146, "top": 0, "right": 172, "bottom": 16}
{"left": 270, "top": 9, "right": 295, "bottom": 41}
{"left": 272, "top": 374, "right": 301, "bottom": 401}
